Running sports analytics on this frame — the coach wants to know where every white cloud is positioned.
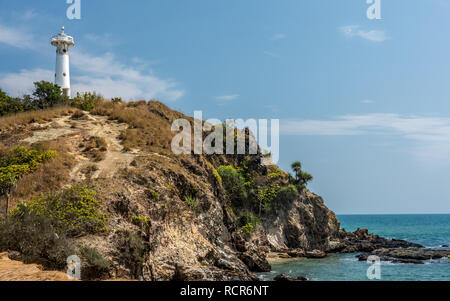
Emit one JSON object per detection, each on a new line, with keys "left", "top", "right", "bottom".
{"left": 263, "top": 51, "right": 280, "bottom": 58}
{"left": 281, "top": 113, "right": 450, "bottom": 160}
{"left": 340, "top": 25, "right": 389, "bottom": 42}
{"left": 70, "top": 50, "right": 184, "bottom": 100}
{"left": 214, "top": 94, "right": 240, "bottom": 101}
{"left": 361, "top": 99, "right": 375, "bottom": 104}
{"left": 0, "top": 68, "right": 53, "bottom": 96}
{"left": 271, "top": 33, "right": 286, "bottom": 41}
{"left": 0, "top": 24, "right": 36, "bottom": 49}
{"left": 281, "top": 114, "right": 450, "bottom": 139}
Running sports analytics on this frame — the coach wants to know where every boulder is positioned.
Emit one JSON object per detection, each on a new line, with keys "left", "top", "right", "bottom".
{"left": 238, "top": 249, "right": 271, "bottom": 272}
{"left": 305, "top": 250, "right": 326, "bottom": 258}
{"left": 274, "top": 274, "right": 308, "bottom": 281}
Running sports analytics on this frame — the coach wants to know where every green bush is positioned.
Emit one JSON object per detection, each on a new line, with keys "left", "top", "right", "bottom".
{"left": 71, "top": 92, "right": 98, "bottom": 111}
{"left": 0, "top": 82, "right": 70, "bottom": 116}
{"left": 13, "top": 185, "right": 107, "bottom": 236}
{"left": 241, "top": 222, "right": 254, "bottom": 237}
{"left": 184, "top": 195, "right": 198, "bottom": 208}
{"left": 0, "top": 211, "right": 74, "bottom": 270}
{"left": 276, "top": 185, "right": 298, "bottom": 204}
{"left": 115, "top": 230, "right": 149, "bottom": 278}
{"left": 132, "top": 215, "right": 151, "bottom": 229}
{"left": 217, "top": 165, "right": 247, "bottom": 202}
{"left": 79, "top": 246, "right": 111, "bottom": 280}
{"left": 0, "top": 146, "right": 58, "bottom": 213}
{"left": 0, "top": 89, "right": 24, "bottom": 116}
{"left": 257, "top": 184, "right": 280, "bottom": 213}
{"left": 145, "top": 189, "right": 159, "bottom": 200}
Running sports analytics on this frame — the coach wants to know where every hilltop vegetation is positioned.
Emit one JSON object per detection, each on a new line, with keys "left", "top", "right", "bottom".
{"left": 0, "top": 83, "right": 340, "bottom": 281}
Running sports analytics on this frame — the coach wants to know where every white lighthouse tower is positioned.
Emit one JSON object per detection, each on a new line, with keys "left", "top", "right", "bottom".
{"left": 51, "top": 26, "right": 74, "bottom": 97}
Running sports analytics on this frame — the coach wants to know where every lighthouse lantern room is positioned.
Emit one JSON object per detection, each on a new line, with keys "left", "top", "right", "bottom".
{"left": 51, "top": 26, "right": 74, "bottom": 97}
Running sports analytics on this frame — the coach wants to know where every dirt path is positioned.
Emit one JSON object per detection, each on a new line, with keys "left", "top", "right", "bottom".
{"left": 22, "top": 112, "right": 137, "bottom": 182}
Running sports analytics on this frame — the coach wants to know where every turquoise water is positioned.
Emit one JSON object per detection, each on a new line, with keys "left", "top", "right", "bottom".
{"left": 259, "top": 214, "right": 450, "bottom": 281}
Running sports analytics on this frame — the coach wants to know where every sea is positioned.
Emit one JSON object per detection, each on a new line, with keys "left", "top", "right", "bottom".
{"left": 258, "top": 214, "right": 450, "bottom": 281}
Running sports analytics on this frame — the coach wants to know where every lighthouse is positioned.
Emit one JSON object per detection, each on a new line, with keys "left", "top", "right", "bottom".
{"left": 51, "top": 26, "right": 74, "bottom": 97}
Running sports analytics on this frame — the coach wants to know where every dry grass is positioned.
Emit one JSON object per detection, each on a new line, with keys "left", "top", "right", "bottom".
{"left": 10, "top": 139, "right": 75, "bottom": 206}
{"left": 92, "top": 99, "right": 189, "bottom": 153}
{"left": 70, "top": 110, "right": 88, "bottom": 120}
{"left": 0, "top": 106, "right": 74, "bottom": 132}
{"left": 80, "top": 136, "right": 107, "bottom": 162}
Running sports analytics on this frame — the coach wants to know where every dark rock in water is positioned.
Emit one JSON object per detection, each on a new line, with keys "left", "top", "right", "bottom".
{"left": 340, "top": 228, "right": 423, "bottom": 253}
{"left": 391, "top": 258, "right": 424, "bottom": 264}
{"left": 274, "top": 274, "right": 308, "bottom": 281}
{"left": 356, "top": 248, "right": 450, "bottom": 264}
{"left": 441, "top": 245, "right": 449, "bottom": 248}
{"left": 305, "top": 250, "right": 326, "bottom": 258}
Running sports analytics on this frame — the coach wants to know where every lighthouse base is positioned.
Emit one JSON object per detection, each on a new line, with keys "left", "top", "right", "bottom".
{"left": 62, "top": 88, "right": 70, "bottom": 98}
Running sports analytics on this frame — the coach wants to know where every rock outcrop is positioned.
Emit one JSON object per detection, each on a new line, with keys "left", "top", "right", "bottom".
{"left": 0, "top": 100, "right": 434, "bottom": 281}
{"left": 357, "top": 248, "right": 450, "bottom": 264}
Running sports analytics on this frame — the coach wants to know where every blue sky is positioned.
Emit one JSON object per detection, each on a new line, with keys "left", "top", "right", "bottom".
{"left": 1, "top": 0, "right": 450, "bottom": 214}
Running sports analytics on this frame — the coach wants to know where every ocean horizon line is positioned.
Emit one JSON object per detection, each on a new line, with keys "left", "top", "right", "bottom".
{"left": 337, "top": 213, "right": 450, "bottom": 216}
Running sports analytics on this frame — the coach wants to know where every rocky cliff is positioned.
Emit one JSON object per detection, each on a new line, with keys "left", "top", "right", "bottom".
{"left": 0, "top": 99, "right": 419, "bottom": 280}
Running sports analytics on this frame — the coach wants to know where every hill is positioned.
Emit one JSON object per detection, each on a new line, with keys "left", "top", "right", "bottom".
{"left": 0, "top": 97, "right": 418, "bottom": 280}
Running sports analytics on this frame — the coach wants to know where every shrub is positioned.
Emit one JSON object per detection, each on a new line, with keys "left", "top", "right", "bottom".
{"left": 131, "top": 215, "right": 151, "bottom": 229}
{"left": 268, "top": 171, "right": 281, "bottom": 179}
{"left": 11, "top": 141, "right": 75, "bottom": 205}
{"left": 212, "top": 168, "right": 222, "bottom": 186}
{"left": 13, "top": 185, "right": 107, "bottom": 236}
{"left": 0, "top": 146, "right": 58, "bottom": 214}
{"left": 0, "top": 210, "right": 74, "bottom": 270}
{"left": 144, "top": 189, "right": 159, "bottom": 200}
{"left": 79, "top": 246, "right": 111, "bottom": 280}
{"left": 184, "top": 195, "right": 198, "bottom": 208}
{"left": 276, "top": 185, "right": 298, "bottom": 204}
{"left": 217, "top": 165, "right": 247, "bottom": 202}
{"left": 256, "top": 184, "right": 280, "bottom": 214}
{"left": 71, "top": 92, "right": 98, "bottom": 111}
{"left": 0, "top": 89, "right": 24, "bottom": 116}
{"left": 115, "top": 230, "right": 149, "bottom": 278}
{"left": 241, "top": 222, "right": 254, "bottom": 237}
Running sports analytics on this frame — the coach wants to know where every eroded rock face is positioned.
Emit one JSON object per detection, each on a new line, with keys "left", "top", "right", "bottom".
{"left": 261, "top": 190, "right": 341, "bottom": 253}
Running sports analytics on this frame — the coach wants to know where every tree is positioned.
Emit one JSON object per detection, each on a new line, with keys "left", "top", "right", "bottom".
{"left": 290, "top": 161, "right": 313, "bottom": 190}
{"left": 32, "top": 81, "right": 68, "bottom": 109}
{"left": 0, "top": 88, "right": 23, "bottom": 116}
